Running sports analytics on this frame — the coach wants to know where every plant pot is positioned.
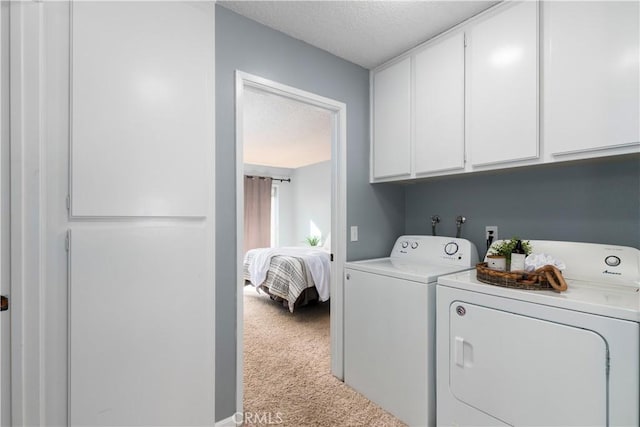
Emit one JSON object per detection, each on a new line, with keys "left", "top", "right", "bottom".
{"left": 486, "top": 255, "right": 507, "bottom": 272}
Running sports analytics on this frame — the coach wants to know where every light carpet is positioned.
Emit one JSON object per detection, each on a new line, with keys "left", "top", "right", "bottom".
{"left": 243, "top": 286, "right": 406, "bottom": 427}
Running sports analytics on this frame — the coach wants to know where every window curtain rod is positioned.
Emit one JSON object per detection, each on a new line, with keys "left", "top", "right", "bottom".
{"left": 245, "top": 174, "right": 291, "bottom": 183}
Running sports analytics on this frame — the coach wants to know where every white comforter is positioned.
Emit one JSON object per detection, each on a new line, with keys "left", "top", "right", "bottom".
{"left": 247, "top": 246, "right": 331, "bottom": 301}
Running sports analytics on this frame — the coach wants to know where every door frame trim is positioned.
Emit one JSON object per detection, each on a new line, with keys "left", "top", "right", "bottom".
{"left": 8, "top": 2, "right": 45, "bottom": 424}
{"left": 234, "top": 70, "right": 347, "bottom": 416}
{"left": 0, "top": 1, "right": 11, "bottom": 425}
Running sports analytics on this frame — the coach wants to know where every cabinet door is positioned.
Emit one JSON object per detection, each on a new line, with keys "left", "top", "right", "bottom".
{"left": 467, "top": 1, "right": 539, "bottom": 166}
{"left": 71, "top": 2, "right": 212, "bottom": 217}
{"left": 372, "top": 58, "right": 411, "bottom": 180}
{"left": 545, "top": 1, "right": 639, "bottom": 156}
{"left": 414, "top": 33, "right": 465, "bottom": 175}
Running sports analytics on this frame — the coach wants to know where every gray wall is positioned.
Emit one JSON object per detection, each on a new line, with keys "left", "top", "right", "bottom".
{"left": 216, "top": 6, "right": 405, "bottom": 420}
{"left": 405, "top": 155, "right": 640, "bottom": 257}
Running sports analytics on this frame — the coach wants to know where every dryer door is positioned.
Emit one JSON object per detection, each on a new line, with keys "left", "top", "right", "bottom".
{"left": 449, "top": 302, "right": 607, "bottom": 426}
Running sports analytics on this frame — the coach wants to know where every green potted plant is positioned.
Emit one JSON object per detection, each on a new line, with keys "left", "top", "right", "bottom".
{"left": 487, "top": 237, "right": 532, "bottom": 271}
{"left": 305, "top": 235, "right": 321, "bottom": 247}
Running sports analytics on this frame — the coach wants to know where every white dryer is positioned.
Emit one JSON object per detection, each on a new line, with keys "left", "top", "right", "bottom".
{"left": 436, "top": 240, "right": 640, "bottom": 427}
{"left": 344, "top": 235, "right": 479, "bottom": 427}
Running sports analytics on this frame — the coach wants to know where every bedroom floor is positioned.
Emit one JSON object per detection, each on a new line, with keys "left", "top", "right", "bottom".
{"left": 242, "top": 286, "right": 406, "bottom": 427}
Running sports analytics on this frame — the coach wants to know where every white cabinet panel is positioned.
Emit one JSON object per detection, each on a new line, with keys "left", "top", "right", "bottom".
{"left": 467, "top": 1, "right": 539, "bottom": 166}
{"left": 450, "top": 302, "right": 607, "bottom": 426}
{"left": 71, "top": 2, "right": 213, "bottom": 217}
{"left": 372, "top": 58, "right": 411, "bottom": 180}
{"left": 69, "top": 227, "right": 214, "bottom": 426}
{"left": 545, "top": 1, "right": 640, "bottom": 156}
{"left": 414, "top": 33, "right": 465, "bottom": 175}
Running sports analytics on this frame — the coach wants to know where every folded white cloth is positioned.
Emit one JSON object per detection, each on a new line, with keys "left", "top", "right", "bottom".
{"left": 524, "top": 253, "right": 566, "bottom": 272}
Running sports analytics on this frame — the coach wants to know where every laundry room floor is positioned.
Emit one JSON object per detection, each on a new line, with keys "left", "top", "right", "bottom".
{"left": 243, "top": 286, "right": 406, "bottom": 427}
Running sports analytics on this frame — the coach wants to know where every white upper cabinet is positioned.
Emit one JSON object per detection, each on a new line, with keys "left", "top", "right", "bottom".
{"left": 467, "top": 1, "right": 539, "bottom": 167}
{"left": 414, "top": 33, "right": 465, "bottom": 175}
{"left": 370, "top": 0, "right": 636, "bottom": 182}
{"left": 372, "top": 57, "right": 411, "bottom": 180}
{"left": 544, "top": 1, "right": 640, "bottom": 158}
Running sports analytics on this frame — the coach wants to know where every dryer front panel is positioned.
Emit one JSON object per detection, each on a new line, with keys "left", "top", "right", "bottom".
{"left": 448, "top": 301, "right": 607, "bottom": 426}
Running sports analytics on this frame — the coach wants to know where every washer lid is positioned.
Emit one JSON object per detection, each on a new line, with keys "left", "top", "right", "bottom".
{"left": 345, "top": 258, "right": 475, "bottom": 283}
{"left": 438, "top": 270, "right": 640, "bottom": 322}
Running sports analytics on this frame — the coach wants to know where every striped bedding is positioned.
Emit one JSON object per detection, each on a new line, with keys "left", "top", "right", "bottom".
{"left": 243, "top": 248, "right": 327, "bottom": 312}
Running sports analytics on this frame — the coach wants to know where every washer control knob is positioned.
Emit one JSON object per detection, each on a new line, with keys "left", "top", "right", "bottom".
{"left": 605, "top": 255, "right": 621, "bottom": 267}
{"left": 444, "top": 242, "right": 459, "bottom": 255}
{"left": 401, "top": 241, "right": 409, "bottom": 249}
{"left": 411, "top": 242, "right": 419, "bottom": 249}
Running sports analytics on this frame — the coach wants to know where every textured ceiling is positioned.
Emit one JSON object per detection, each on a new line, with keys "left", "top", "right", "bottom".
{"left": 218, "top": 0, "right": 500, "bottom": 69}
{"left": 243, "top": 87, "right": 332, "bottom": 169}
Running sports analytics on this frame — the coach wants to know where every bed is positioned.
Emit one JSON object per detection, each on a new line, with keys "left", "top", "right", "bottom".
{"left": 243, "top": 245, "right": 331, "bottom": 312}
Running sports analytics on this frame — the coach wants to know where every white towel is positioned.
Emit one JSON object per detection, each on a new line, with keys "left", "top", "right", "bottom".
{"left": 524, "top": 253, "right": 566, "bottom": 272}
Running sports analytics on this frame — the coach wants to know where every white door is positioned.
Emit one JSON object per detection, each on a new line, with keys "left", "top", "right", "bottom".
{"left": 11, "top": 2, "right": 215, "bottom": 425}
{"left": 69, "top": 3, "right": 214, "bottom": 425}
{"left": 449, "top": 302, "right": 607, "bottom": 426}
{"left": 467, "top": 1, "right": 539, "bottom": 166}
{"left": 414, "top": 32, "right": 465, "bottom": 175}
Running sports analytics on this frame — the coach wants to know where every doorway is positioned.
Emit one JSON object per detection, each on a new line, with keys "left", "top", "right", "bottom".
{"left": 234, "top": 71, "right": 346, "bottom": 416}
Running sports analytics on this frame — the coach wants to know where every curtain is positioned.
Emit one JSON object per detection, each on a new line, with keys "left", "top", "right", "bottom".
{"left": 244, "top": 176, "right": 272, "bottom": 253}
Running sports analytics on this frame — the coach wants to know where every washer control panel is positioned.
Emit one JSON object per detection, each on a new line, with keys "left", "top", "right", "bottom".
{"left": 391, "top": 235, "right": 479, "bottom": 267}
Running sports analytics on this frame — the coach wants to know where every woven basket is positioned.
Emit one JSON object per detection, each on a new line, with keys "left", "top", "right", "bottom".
{"left": 476, "top": 262, "right": 565, "bottom": 292}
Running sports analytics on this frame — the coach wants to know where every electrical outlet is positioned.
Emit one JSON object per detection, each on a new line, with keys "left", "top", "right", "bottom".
{"left": 485, "top": 226, "right": 498, "bottom": 242}
{"left": 350, "top": 226, "right": 358, "bottom": 242}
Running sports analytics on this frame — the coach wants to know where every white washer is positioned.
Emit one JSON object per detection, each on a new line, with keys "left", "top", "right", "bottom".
{"left": 436, "top": 240, "right": 640, "bottom": 427}
{"left": 344, "top": 235, "right": 479, "bottom": 427}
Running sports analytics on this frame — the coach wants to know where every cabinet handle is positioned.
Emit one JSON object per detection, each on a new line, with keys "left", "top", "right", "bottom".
{"left": 346, "top": 273, "right": 351, "bottom": 280}
{"left": 455, "top": 336, "right": 465, "bottom": 367}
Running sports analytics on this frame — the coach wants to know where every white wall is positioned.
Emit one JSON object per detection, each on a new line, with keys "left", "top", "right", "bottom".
{"left": 276, "top": 181, "right": 295, "bottom": 246}
{"left": 293, "top": 160, "right": 331, "bottom": 246}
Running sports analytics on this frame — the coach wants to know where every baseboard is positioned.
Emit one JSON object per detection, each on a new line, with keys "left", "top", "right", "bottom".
{"left": 215, "top": 414, "right": 239, "bottom": 427}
